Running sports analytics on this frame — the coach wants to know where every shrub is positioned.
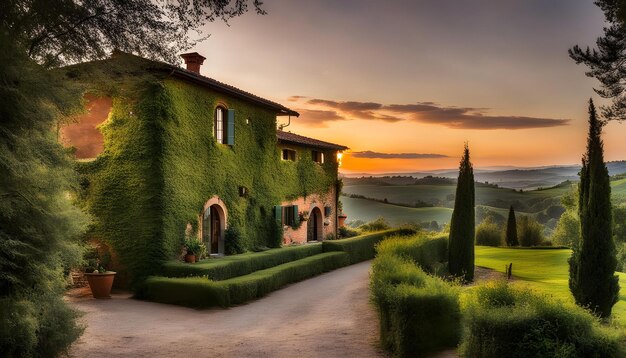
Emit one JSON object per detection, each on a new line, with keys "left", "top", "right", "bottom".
{"left": 375, "top": 233, "right": 448, "bottom": 275}
{"left": 517, "top": 216, "right": 544, "bottom": 247}
{"left": 337, "top": 226, "right": 360, "bottom": 239}
{"left": 161, "top": 243, "right": 323, "bottom": 280}
{"left": 183, "top": 237, "right": 202, "bottom": 255}
{"left": 322, "top": 229, "right": 408, "bottom": 264}
{"left": 141, "top": 252, "right": 350, "bottom": 308}
{"left": 224, "top": 225, "right": 245, "bottom": 255}
{"left": 267, "top": 218, "right": 284, "bottom": 248}
{"left": 359, "top": 217, "right": 391, "bottom": 232}
{"left": 460, "top": 281, "right": 623, "bottom": 358}
{"left": 475, "top": 218, "right": 502, "bottom": 247}
{"left": 371, "top": 240, "right": 461, "bottom": 357}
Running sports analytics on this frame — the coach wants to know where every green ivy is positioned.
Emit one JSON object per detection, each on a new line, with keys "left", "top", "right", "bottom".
{"left": 69, "top": 53, "right": 338, "bottom": 286}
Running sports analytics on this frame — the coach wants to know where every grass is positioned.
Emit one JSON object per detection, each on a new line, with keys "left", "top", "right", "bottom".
{"left": 475, "top": 246, "right": 626, "bottom": 327}
{"left": 341, "top": 196, "right": 453, "bottom": 225}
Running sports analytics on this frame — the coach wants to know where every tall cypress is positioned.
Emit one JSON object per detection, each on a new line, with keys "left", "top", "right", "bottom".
{"left": 448, "top": 144, "right": 475, "bottom": 282}
{"left": 569, "top": 99, "right": 619, "bottom": 318}
{"left": 505, "top": 206, "right": 519, "bottom": 246}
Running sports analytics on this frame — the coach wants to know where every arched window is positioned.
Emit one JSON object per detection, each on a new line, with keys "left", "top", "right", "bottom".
{"left": 215, "top": 106, "right": 225, "bottom": 144}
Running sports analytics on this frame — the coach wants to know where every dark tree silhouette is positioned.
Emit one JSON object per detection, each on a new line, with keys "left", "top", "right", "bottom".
{"left": 570, "top": 0, "right": 626, "bottom": 121}
{"left": 448, "top": 144, "right": 475, "bottom": 282}
{"left": 569, "top": 99, "right": 620, "bottom": 319}
{"left": 505, "top": 206, "right": 519, "bottom": 246}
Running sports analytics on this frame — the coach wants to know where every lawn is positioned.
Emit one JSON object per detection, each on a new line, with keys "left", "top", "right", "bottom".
{"left": 341, "top": 196, "right": 453, "bottom": 225}
{"left": 475, "top": 246, "right": 626, "bottom": 326}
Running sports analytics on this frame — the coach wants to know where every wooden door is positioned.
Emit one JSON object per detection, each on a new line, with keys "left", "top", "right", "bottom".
{"left": 210, "top": 206, "right": 220, "bottom": 253}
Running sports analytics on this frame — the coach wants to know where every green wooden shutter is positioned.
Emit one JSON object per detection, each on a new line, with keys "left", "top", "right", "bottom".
{"left": 226, "top": 109, "right": 235, "bottom": 145}
{"left": 292, "top": 205, "right": 299, "bottom": 225}
{"left": 274, "top": 205, "right": 283, "bottom": 225}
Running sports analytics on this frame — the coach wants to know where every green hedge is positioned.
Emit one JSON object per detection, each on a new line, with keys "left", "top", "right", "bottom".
{"left": 460, "top": 281, "right": 623, "bottom": 358}
{"left": 141, "top": 251, "right": 350, "bottom": 308}
{"left": 322, "top": 228, "right": 413, "bottom": 264}
{"left": 161, "top": 243, "right": 323, "bottom": 280}
{"left": 370, "top": 234, "right": 461, "bottom": 357}
{"left": 375, "top": 233, "right": 448, "bottom": 274}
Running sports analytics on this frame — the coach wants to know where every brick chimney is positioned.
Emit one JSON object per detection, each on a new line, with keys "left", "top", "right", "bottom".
{"left": 180, "top": 52, "right": 206, "bottom": 74}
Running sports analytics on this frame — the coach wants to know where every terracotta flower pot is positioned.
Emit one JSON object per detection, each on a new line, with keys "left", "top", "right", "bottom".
{"left": 338, "top": 214, "right": 348, "bottom": 228}
{"left": 184, "top": 254, "right": 196, "bottom": 263}
{"left": 85, "top": 272, "right": 116, "bottom": 299}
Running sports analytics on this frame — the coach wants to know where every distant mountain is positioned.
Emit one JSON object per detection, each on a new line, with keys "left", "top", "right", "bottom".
{"left": 341, "top": 161, "right": 626, "bottom": 190}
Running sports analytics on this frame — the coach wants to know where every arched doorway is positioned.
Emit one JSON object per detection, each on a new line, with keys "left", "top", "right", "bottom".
{"left": 307, "top": 207, "right": 323, "bottom": 242}
{"left": 201, "top": 198, "right": 227, "bottom": 255}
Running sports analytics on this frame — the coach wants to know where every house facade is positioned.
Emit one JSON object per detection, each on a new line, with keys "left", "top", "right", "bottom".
{"left": 60, "top": 52, "right": 346, "bottom": 284}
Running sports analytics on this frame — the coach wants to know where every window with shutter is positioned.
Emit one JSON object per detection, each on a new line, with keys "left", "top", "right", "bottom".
{"left": 214, "top": 107, "right": 225, "bottom": 144}
{"left": 226, "top": 109, "right": 235, "bottom": 145}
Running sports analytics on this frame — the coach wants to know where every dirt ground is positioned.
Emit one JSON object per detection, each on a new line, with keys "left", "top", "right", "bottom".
{"left": 68, "top": 261, "right": 389, "bottom": 358}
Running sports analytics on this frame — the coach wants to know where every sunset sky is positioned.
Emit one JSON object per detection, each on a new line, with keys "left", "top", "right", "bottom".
{"left": 188, "top": 0, "right": 626, "bottom": 173}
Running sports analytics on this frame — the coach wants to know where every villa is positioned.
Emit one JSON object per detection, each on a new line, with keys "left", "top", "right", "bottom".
{"left": 60, "top": 51, "right": 347, "bottom": 283}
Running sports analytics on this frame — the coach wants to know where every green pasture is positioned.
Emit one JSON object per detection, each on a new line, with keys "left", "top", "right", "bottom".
{"left": 475, "top": 246, "right": 626, "bottom": 327}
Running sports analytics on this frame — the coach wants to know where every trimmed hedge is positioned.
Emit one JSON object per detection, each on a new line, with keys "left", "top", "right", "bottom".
{"left": 322, "top": 228, "right": 414, "bottom": 264}
{"left": 370, "top": 234, "right": 461, "bottom": 357}
{"left": 161, "top": 243, "right": 323, "bottom": 280}
{"left": 141, "top": 251, "right": 350, "bottom": 308}
{"left": 460, "top": 281, "right": 623, "bottom": 358}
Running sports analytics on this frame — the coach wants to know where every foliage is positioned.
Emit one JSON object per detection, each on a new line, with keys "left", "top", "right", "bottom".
{"left": 358, "top": 216, "right": 391, "bottom": 232}
{"left": 0, "top": 31, "right": 88, "bottom": 356}
{"left": 614, "top": 205, "right": 626, "bottom": 243}
{"left": 460, "top": 281, "right": 623, "bottom": 358}
{"left": 184, "top": 238, "right": 202, "bottom": 256}
{"left": 616, "top": 242, "right": 626, "bottom": 272}
{"left": 322, "top": 229, "right": 412, "bottom": 264}
{"left": 337, "top": 225, "right": 360, "bottom": 239}
{"left": 1, "top": 0, "right": 265, "bottom": 68}
{"left": 570, "top": 100, "right": 620, "bottom": 319}
{"left": 224, "top": 225, "right": 246, "bottom": 255}
{"left": 448, "top": 144, "right": 475, "bottom": 281}
{"left": 505, "top": 206, "right": 519, "bottom": 246}
{"left": 140, "top": 251, "right": 350, "bottom": 308}
{"left": 551, "top": 185, "right": 580, "bottom": 247}
{"left": 375, "top": 233, "right": 449, "bottom": 275}
{"left": 371, "top": 234, "right": 461, "bottom": 356}
{"left": 72, "top": 55, "right": 339, "bottom": 285}
{"left": 161, "top": 243, "right": 323, "bottom": 280}
{"left": 517, "top": 216, "right": 545, "bottom": 247}
{"left": 569, "top": 0, "right": 626, "bottom": 121}
{"left": 476, "top": 218, "right": 502, "bottom": 247}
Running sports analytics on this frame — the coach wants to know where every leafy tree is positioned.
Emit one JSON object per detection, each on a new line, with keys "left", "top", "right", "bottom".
{"left": 517, "top": 216, "right": 544, "bottom": 247}
{"left": 569, "top": 99, "right": 619, "bottom": 319}
{"left": 569, "top": 0, "right": 626, "bottom": 120}
{"left": 552, "top": 185, "right": 580, "bottom": 247}
{"left": 475, "top": 217, "right": 502, "bottom": 247}
{"left": 505, "top": 206, "right": 519, "bottom": 246}
{"left": 448, "top": 144, "right": 475, "bottom": 282}
{"left": 1, "top": 0, "right": 264, "bottom": 354}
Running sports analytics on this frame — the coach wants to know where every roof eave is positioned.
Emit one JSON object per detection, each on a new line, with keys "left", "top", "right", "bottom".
{"left": 167, "top": 68, "right": 300, "bottom": 117}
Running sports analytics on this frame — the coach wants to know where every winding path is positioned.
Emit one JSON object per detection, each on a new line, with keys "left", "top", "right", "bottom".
{"left": 68, "top": 261, "right": 387, "bottom": 358}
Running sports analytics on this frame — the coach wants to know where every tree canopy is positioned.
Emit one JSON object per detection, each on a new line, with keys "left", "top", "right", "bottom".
{"left": 570, "top": 0, "right": 626, "bottom": 120}
{"left": 1, "top": 0, "right": 265, "bottom": 67}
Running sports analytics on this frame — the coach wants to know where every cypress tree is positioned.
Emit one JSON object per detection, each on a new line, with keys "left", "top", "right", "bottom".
{"left": 505, "top": 206, "right": 519, "bottom": 246}
{"left": 569, "top": 99, "right": 619, "bottom": 318}
{"left": 448, "top": 144, "right": 475, "bottom": 282}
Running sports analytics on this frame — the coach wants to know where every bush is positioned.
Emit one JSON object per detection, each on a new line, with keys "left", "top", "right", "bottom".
{"left": 183, "top": 237, "right": 202, "bottom": 255}
{"left": 224, "top": 225, "right": 245, "bottom": 255}
{"left": 460, "top": 281, "right": 623, "bottom": 358}
{"left": 371, "top": 240, "right": 461, "bottom": 357}
{"left": 322, "top": 229, "right": 410, "bottom": 264}
{"left": 141, "top": 252, "right": 350, "bottom": 308}
{"left": 161, "top": 243, "right": 323, "bottom": 280}
{"left": 375, "top": 233, "right": 448, "bottom": 275}
{"left": 338, "top": 226, "right": 360, "bottom": 239}
{"left": 518, "top": 216, "right": 544, "bottom": 247}
{"left": 475, "top": 218, "right": 503, "bottom": 247}
{"left": 267, "top": 218, "right": 284, "bottom": 248}
{"left": 358, "top": 217, "right": 391, "bottom": 232}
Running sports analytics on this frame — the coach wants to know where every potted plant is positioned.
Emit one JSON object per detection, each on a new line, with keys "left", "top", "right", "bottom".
{"left": 184, "top": 237, "right": 202, "bottom": 263}
{"left": 85, "top": 264, "right": 116, "bottom": 299}
{"left": 338, "top": 211, "right": 348, "bottom": 228}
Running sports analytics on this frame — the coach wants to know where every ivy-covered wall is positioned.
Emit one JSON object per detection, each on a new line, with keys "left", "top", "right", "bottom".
{"left": 68, "top": 54, "right": 339, "bottom": 286}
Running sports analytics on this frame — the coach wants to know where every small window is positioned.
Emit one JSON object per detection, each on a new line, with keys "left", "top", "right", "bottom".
{"left": 312, "top": 150, "right": 324, "bottom": 164}
{"left": 282, "top": 205, "right": 299, "bottom": 226}
{"left": 282, "top": 149, "right": 296, "bottom": 161}
{"left": 215, "top": 106, "right": 225, "bottom": 144}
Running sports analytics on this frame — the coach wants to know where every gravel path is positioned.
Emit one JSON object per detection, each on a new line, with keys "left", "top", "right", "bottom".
{"left": 68, "top": 261, "right": 388, "bottom": 358}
